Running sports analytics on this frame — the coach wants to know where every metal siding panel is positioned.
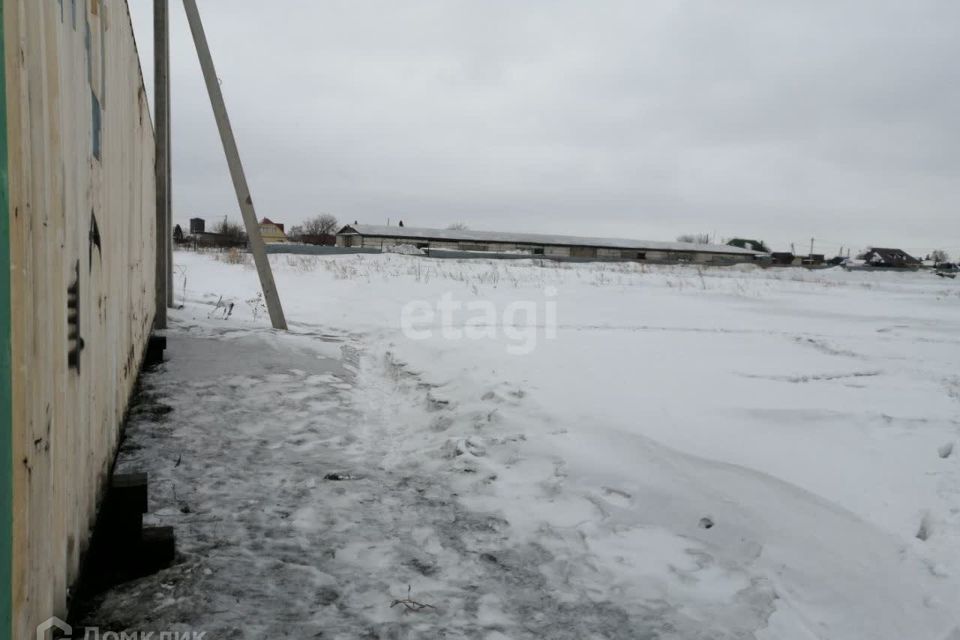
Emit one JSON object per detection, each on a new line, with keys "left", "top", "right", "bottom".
{"left": 7, "top": 0, "right": 156, "bottom": 634}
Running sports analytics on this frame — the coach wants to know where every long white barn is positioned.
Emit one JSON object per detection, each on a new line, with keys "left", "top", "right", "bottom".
{"left": 335, "top": 224, "right": 766, "bottom": 264}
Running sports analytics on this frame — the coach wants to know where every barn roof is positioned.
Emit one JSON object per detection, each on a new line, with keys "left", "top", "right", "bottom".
{"left": 337, "top": 224, "right": 765, "bottom": 255}
{"left": 863, "top": 247, "right": 920, "bottom": 264}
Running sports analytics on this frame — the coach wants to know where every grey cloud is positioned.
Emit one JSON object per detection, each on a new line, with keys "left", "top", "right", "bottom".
{"left": 129, "top": 0, "right": 960, "bottom": 254}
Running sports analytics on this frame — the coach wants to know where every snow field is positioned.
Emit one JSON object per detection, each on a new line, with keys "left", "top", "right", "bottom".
{"left": 87, "top": 251, "right": 960, "bottom": 639}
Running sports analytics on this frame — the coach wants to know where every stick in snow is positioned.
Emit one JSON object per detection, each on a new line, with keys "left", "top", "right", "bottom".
{"left": 390, "top": 585, "right": 436, "bottom": 613}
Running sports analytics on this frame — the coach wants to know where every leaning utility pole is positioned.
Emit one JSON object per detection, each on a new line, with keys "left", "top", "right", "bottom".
{"left": 182, "top": 0, "right": 287, "bottom": 330}
{"left": 153, "top": 0, "right": 170, "bottom": 329}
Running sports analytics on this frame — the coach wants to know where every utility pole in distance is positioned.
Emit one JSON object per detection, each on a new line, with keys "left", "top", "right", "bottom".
{"left": 182, "top": 0, "right": 287, "bottom": 330}
{"left": 153, "top": 0, "right": 170, "bottom": 329}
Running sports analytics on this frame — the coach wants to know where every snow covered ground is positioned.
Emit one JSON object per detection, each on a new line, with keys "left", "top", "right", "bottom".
{"left": 85, "top": 251, "right": 960, "bottom": 639}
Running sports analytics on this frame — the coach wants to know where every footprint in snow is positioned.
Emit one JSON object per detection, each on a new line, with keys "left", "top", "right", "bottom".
{"left": 443, "top": 437, "right": 486, "bottom": 458}
{"left": 600, "top": 486, "right": 632, "bottom": 508}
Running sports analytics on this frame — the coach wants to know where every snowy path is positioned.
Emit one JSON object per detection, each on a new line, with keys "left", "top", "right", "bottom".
{"left": 82, "top": 253, "right": 960, "bottom": 639}
{"left": 84, "top": 323, "right": 715, "bottom": 638}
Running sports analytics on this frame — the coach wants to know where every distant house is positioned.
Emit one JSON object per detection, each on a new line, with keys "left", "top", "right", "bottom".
{"left": 770, "top": 252, "right": 800, "bottom": 266}
{"left": 769, "top": 252, "right": 826, "bottom": 267}
{"left": 858, "top": 247, "right": 921, "bottom": 269}
{"left": 259, "top": 218, "right": 288, "bottom": 244}
{"left": 801, "top": 254, "right": 826, "bottom": 266}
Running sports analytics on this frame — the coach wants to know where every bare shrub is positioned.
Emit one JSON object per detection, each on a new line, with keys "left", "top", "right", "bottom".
{"left": 245, "top": 292, "right": 267, "bottom": 321}
{"left": 213, "top": 218, "right": 247, "bottom": 241}
{"left": 219, "top": 248, "right": 247, "bottom": 265}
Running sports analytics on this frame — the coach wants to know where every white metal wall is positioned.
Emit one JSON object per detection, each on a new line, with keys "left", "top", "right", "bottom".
{"left": 4, "top": 0, "right": 156, "bottom": 635}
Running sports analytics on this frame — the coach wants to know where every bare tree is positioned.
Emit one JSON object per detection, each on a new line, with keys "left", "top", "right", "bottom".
{"left": 677, "top": 233, "right": 711, "bottom": 244}
{"left": 286, "top": 225, "right": 304, "bottom": 241}
{"left": 447, "top": 222, "right": 469, "bottom": 230}
{"left": 931, "top": 249, "right": 950, "bottom": 264}
{"left": 214, "top": 217, "right": 246, "bottom": 241}
{"left": 319, "top": 214, "right": 339, "bottom": 234}
{"left": 303, "top": 214, "right": 339, "bottom": 236}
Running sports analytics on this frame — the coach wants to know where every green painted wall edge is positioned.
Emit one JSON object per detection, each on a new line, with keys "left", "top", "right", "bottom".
{"left": 0, "top": 0, "right": 12, "bottom": 636}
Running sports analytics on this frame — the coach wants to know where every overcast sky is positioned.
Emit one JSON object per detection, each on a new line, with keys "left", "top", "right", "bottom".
{"left": 129, "top": 0, "right": 960, "bottom": 256}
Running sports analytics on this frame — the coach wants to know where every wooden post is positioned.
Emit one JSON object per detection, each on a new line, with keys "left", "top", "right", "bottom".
{"left": 153, "top": 0, "right": 169, "bottom": 328}
{"left": 165, "top": 112, "right": 173, "bottom": 311}
{"left": 182, "top": 0, "right": 287, "bottom": 330}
